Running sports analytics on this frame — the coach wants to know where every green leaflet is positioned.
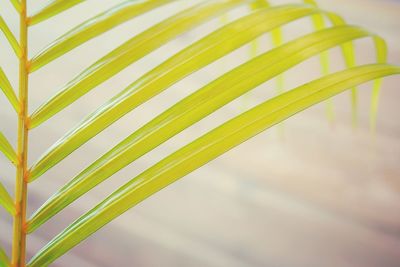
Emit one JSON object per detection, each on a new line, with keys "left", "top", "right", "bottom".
{"left": 305, "top": 0, "right": 335, "bottom": 121}
{"left": 251, "top": 0, "right": 285, "bottom": 130}
{"left": 28, "top": 0, "right": 248, "bottom": 128}
{"left": 0, "top": 16, "right": 21, "bottom": 57}
{"left": 305, "top": 0, "right": 368, "bottom": 125}
{"left": 270, "top": 26, "right": 284, "bottom": 92}
{"left": 370, "top": 78, "right": 383, "bottom": 131}
{"left": 370, "top": 43, "right": 388, "bottom": 131}
{"left": 9, "top": 0, "right": 21, "bottom": 13}
{"left": 28, "top": 0, "right": 86, "bottom": 25}
{"left": 28, "top": 3, "right": 319, "bottom": 181}
{"left": 30, "top": 5, "right": 360, "bottom": 181}
{"left": 0, "top": 67, "right": 19, "bottom": 113}
{"left": 27, "top": 63, "right": 400, "bottom": 267}
{"left": 0, "top": 246, "right": 10, "bottom": 267}
{"left": 27, "top": 25, "right": 378, "bottom": 232}
{"left": 29, "top": 0, "right": 174, "bottom": 72}
{"left": 0, "top": 132, "right": 17, "bottom": 165}
{"left": 306, "top": 0, "right": 386, "bottom": 128}
{"left": 0, "top": 181, "right": 15, "bottom": 215}
{"left": 29, "top": 3, "right": 363, "bottom": 182}
{"left": 248, "top": 0, "right": 269, "bottom": 58}
{"left": 270, "top": 20, "right": 285, "bottom": 135}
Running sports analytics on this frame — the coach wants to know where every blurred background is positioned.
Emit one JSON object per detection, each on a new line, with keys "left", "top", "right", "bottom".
{"left": 1, "top": 0, "right": 400, "bottom": 266}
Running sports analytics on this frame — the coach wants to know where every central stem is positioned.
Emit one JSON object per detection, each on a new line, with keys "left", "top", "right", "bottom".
{"left": 12, "top": 0, "right": 29, "bottom": 266}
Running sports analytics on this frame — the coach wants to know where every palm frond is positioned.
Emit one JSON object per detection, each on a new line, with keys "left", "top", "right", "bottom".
{"left": 29, "top": 0, "right": 173, "bottom": 72}
{"left": 0, "top": 246, "right": 10, "bottom": 267}
{"left": 0, "top": 16, "right": 21, "bottom": 57}
{"left": 0, "top": 67, "right": 19, "bottom": 112}
{"left": 307, "top": 0, "right": 336, "bottom": 121}
{"left": 9, "top": 0, "right": 21, "bottom": 13}
{"left": 28, "top": 0, "right": 86, "bottom": 26}
{"left": 0, "top": 132, "right": 17, "bottom": 165}
{"left": 0, "top": 1, "right": 398, "bottom": 266}
{"left": 29, "top": 3, "right": 321, "bottom": 181}
{"left": 27, "top": 24, "right": 381, "bottom": 232}
{"left": 27, "top": 63, "right": 400, "bottom": 267}
{"left": 0, "top": 180, "right": 15, "bottom": 215}
{"left": 248, "top": 0, "right": 269, "bottom": 58}
{"left": 370, "top": 78, "right": 383, "bottom": 131}
{"left": 28, "top": 3, "right": 364, "bottom": 182}
{"left": 29, "top": 0, "right": 247, "bottom": 128}
{"left": 370, "top": 40, "right": 388, "bottom": 131}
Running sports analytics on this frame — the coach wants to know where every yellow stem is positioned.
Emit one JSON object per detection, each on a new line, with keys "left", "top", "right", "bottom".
{"left": 12, "top": 0, "right": 29, "bottom": 266}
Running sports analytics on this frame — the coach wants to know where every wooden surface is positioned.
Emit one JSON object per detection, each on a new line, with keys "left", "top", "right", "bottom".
{"left": 0, "top": 0, "right": 400, "bottom": 266}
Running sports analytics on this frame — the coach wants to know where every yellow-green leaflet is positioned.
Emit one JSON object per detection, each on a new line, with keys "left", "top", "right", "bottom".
{"left": 28, "top": 0, "right": 248, "bottom": 128}
{"left": 0, "top": 181, "right": 15, "bottom": 215}
{"left": 270, "top": 26, "right": 284, "bottom": 91}
{"left": 0, "top": 67, "right": 19, "bottom": 112}
{"left": 27, "top": 63, "right": 400, "bottom": 267}
{"left": 28, "top": 0, "right": 86, "bottom": 25}
{"left": 251, "top": 0, "right": 284, "bottom": 129}
{"left": 248, "top": 0, "right": 269, "bottom": 57}
{"left": 0, "top": 16, "right": 21, "bottom": 57}
{"left": 29, "top": 0, "right": 174, "bottom": 72}
{"left": 370, "top": 42, "right": 388, "bottom": 131}
{"left": 9, "top": 0, "right": 21, "bottom": 13}
{"left": 270, "top": 23, "right": 285, "bottom": 135}
{"left": 304, "top": 0, "right": 387, "bottom": 128}
{"left": 370, "top": 78, "right": 383, "bottom": 131}
{"left": 28, "top": 4, "right": 361, "bottom": 182}
{"left": 0, "top": 246, "right": 10, "bottom": 267}
{"left": 28, "top": 3, "right": 320, "bottom": 180}
{"left": 27, "top": 25, "right": 378, "bottom": 232}
{"left": 306, "top": 0, "right": 335, "bottom": 121}
{"left": 0, "top": 132, "right": 17, "bottom": 165}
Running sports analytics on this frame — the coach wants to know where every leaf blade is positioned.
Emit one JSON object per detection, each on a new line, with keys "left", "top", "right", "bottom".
{"left": 0, "top": 16, "right": 21, "bottom": 57}
{"left": 370, "top": 37, "right": 388, "bottom": 131}
{"left": 9, "top": 0, "right": 21, "bottom": 13}
{"left": 30, "top": 4, "right": 371, "bottom": 182}
{"left": 28, "top": 4, "right": 322, "bottom": 181}
{"left": 28, "top": 25, "right": 379, "bottom": 231}
{"left": 306, "top": 0, "right": 335, "bottom": 121}
{"left": 0, "top": 132, "right": 17, "bottom": 165}
{"left": 0, "top": 180, "right": 15, "bottom": 216}
{"left": 28, "top": 0, "right": 86, "bottom": 26}
{"left": 0, "top": 67, "right": 19, "bottom": 113}
{"left": 27, "top": 63, "right": 400, "bottom": 267}
{"left": 29, "top": 0, "right": 248, "bottom": 128}
{"left": 29, "top": 0, "right": 174, "bottom": 72}
{"left": 0, "top": 246, "right": 10, "bottom": 267}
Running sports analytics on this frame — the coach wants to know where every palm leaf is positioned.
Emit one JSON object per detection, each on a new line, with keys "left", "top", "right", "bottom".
{"left": 0, "top": 180, "right": 15, "bottom": 215}
{"left": 27, "top": 24, "right": 381, "bottom": 232}
{"left": 29, "top": 0, "right": 247, "bottom": 128}
{"left": 29, "top": 3, "right": 323, "bottom": 181}
{"left": 306, "top": 0, "right": 336, "bottom": 121}
{"left": 9, "top": 0, "right": 21, "bottom": 13}
{"left": 370, "top": 42, "right": 388, "bottom": 131}
{"left": 28, "top": 4, "right": 365, "bottom": 182}
{"left": 0, "top": 67, "right": 19, "bottom": 112}
{"left": 0, "top": 246, "right": 10, "bottom": 267}
{"left": 0, "top": 1, "right": 398, "bottom": 266}
{"left": 29, "top": 0, "right": 173, "bottom": 71}
{"left": 27, "top": 63, "right": 400, "bottom": 267}
{"left": 28, "top": 0, "right": 86, "bottom": 26}
{"left": 0, "top": 132, "right": 17, "bottom": 165}
{"left": 0, "top": 16, "right": 21, "bottom": 57}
